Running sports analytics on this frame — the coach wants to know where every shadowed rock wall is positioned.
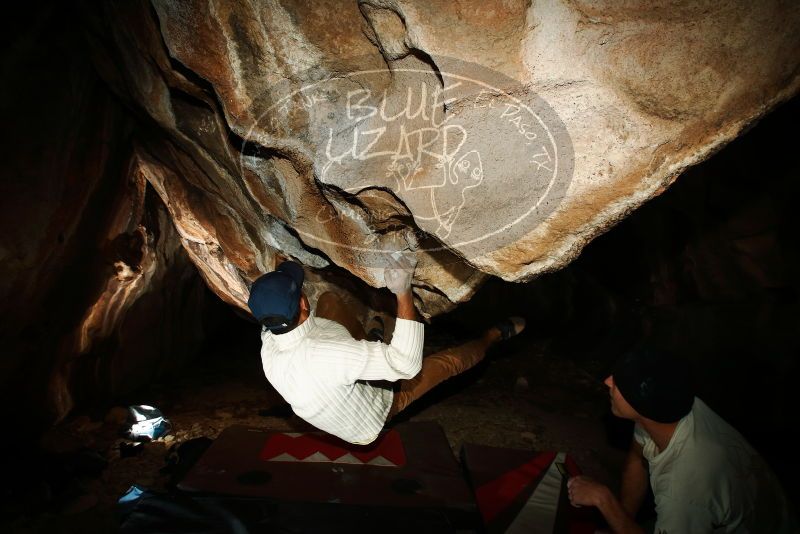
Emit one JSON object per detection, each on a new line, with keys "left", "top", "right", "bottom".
{"left": 0, "top": 4, "right": 207, "bottom": 426}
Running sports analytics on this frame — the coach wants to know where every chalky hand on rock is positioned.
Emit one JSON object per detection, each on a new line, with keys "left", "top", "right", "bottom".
{"left": 381, "top": 230, "right": 419, "bottom": 295}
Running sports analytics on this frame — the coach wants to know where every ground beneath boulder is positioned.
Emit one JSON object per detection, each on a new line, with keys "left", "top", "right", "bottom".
{"left": 12, "top": 324, "right": 627, "bottom": 533}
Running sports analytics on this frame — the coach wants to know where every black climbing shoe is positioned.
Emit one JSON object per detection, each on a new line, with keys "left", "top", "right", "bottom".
{"left": 366, "top": 315, "right": 385, "bottom": 342}
{"left": 492, "top": 316, "right": 526, "bottom": 341}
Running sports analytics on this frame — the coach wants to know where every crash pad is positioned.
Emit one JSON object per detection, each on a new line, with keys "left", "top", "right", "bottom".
{"left": 460, "top": 443, "right": 601, "bottom": 533}
{"left": 177, "top": 422, "right": 479, "bottom": 529}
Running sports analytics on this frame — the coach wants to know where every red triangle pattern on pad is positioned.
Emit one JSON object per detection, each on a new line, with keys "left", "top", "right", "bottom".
{"left": 259, "top": 429, "right": 406, "bottom": 467}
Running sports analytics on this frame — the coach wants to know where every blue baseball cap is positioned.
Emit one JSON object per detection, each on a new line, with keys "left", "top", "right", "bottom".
{"left": 247, "top": 261, "right": 305, "bottom": 330}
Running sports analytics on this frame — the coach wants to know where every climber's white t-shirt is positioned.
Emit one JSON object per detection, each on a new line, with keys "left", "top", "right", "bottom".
{"left": 634, "top": 398, "right": 796, "bottom": 533}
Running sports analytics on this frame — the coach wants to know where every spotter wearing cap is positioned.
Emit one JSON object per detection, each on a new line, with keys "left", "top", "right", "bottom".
{"left": 612, "top": 347, "right": 694, "bottom": 423}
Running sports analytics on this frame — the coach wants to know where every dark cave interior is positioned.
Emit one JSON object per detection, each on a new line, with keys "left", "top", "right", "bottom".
{"left": 1, "top": 2, "right": 798, "bottom": 532}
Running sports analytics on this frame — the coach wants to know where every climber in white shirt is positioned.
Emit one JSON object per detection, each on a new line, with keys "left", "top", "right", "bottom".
{"left": 566, "top": 348, "right": 796, "bottom": 534}
{"left": 246, "top": 251, "right": 525, "bottom": 445}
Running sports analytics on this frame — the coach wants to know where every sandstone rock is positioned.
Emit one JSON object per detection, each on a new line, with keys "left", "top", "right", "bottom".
{"left": 78, "top": 0, "right": 800, "bottom": 320}
{"left": 4, "top": 2, "right": 800, "bottom": 432}
{"left": 0, "top": 5, "right": 208, "bottom": 425}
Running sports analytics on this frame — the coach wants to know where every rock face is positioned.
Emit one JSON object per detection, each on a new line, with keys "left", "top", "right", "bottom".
{"left": 79, "top": 0, "right": 800, "bottom": 319}
{"left": 4, "top": 1, "right": 800, "bottom": 427}
{"left": 0, "top": 5, "right": 208, "bottom": 426}
{"left": 0, "top": 0, "right": 800, "bottom": 436}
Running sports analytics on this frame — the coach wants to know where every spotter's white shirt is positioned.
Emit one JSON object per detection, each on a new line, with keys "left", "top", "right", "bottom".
{"left": 260, "top": 311, "right": 424, "bottom": 445}
{"left": 635, "top": 398, "right": 796, "bottom": 533}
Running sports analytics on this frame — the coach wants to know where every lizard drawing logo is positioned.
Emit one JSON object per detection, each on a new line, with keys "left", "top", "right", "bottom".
{"left": 240, "top": 56, "right": 573, "bottom": 263}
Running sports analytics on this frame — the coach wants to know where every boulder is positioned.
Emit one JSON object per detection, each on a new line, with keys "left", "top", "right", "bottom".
{"left": 80, "top": 0, "right": 800, "bottom": 318}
